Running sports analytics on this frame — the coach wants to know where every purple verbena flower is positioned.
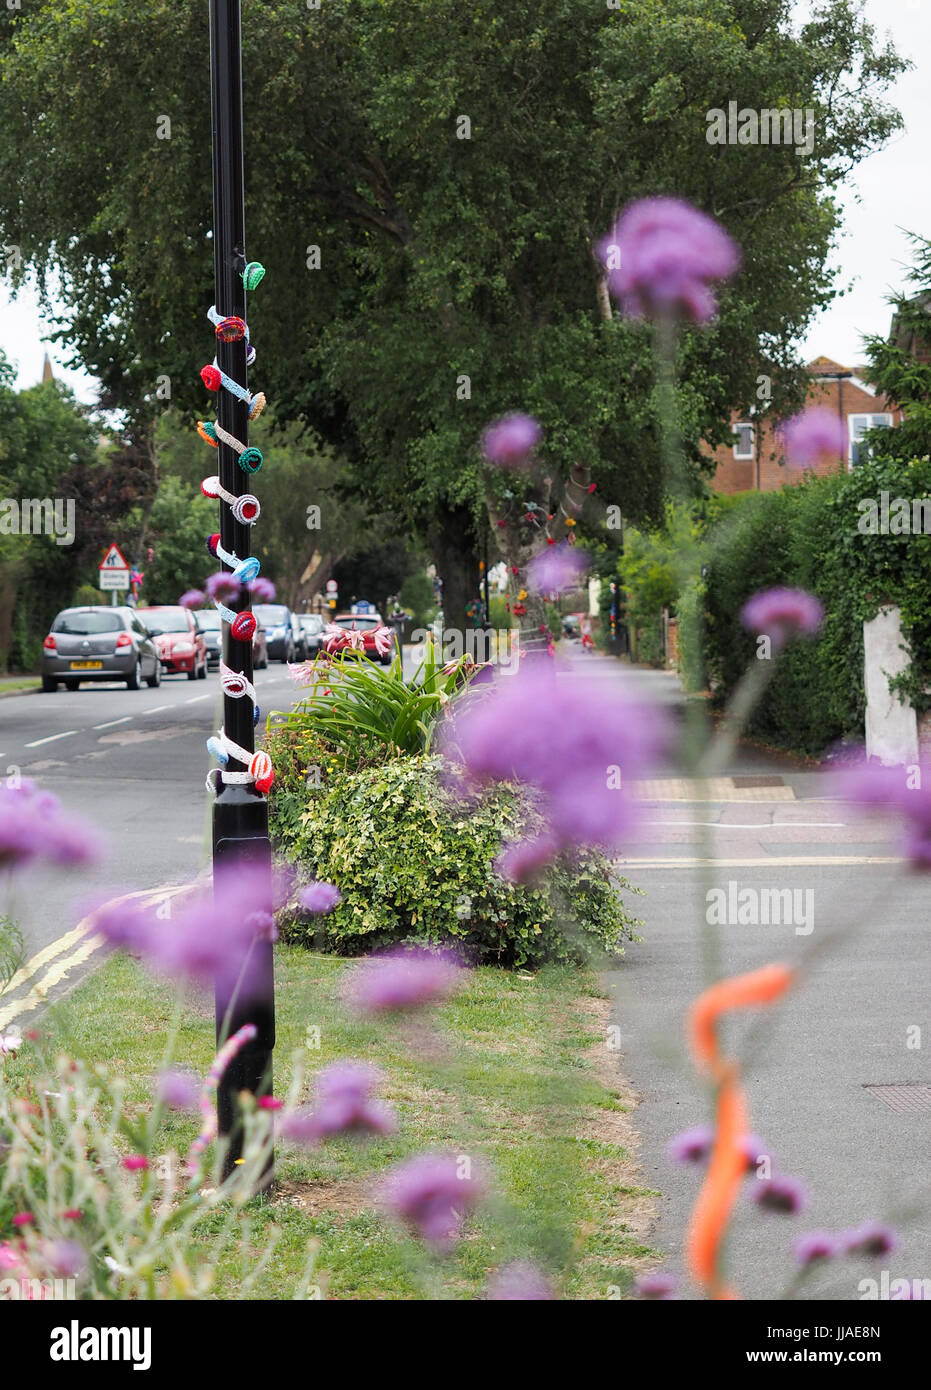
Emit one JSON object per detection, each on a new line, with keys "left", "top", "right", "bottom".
{"left": 635, "top": 1271, "right": 679, "bottom": 1300}
{"left": 526, "top": 543, "right": 590, "bottom": 597}
{"left": 348, "top": 947, "right": 465, "bottom": 1014}
{"left": 303, "top": 1062, "right": 396, "bottom": 1141}
{"left": 179, "top": 589, "right": 206, "bottom": 610}
{"left": 596, "top": 197, "right": 739, "bottom": 323}
{"left": 833, "top": 756, "right": 931, "bottom": 870}
{"left": 0, "top": 781, "right": 102, "bottom": 872}
{"left": 840, "top": 1221, "right": 898, "bottom": 1257}
{"left": 667, "top": 1125, "right": 715, "bottom": 1164}
{"left": 248, "top": 577, "right": 277, "bottom": 602}
{"left": 494, "top": 833, "right": 561, "bottom": 884}
{"left": 794, "top": 1231, "right": 841, "bottom": 1266}
{"left": 299, "top": 881, "right": 341, "bottom": 915}
{"left": 441, "top": 661, "right": 669, "bottom": 864}
{"left": 380, "top": 1153, "right": 484, "bottom": 1251}
{"left": 487, "top": 1261, "right": 555, "bottom": 1300}
{"left": 46, "top": 1239, "right": 87, "bottom": 1279}
{"left": 779, "top": 406, "right": 847, "bottom": 470}
{"left": 740, "top": 587, "right": 824, "bottom": 651}
{"left": 481, "top": 413, "right": 542, "bottom": 469}
{"left": 155, "top": 1070, "right": 199, "bottom": 1111}
{"left": 753, "top": 1173, "right": 807, "bottom": 1215}
{"left": 205, "top": 571, "right": 242, "bottom": 605}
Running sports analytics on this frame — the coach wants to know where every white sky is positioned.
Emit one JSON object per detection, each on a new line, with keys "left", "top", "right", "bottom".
{"left": 0, "top": 0, "right": 928, "bottom": 399}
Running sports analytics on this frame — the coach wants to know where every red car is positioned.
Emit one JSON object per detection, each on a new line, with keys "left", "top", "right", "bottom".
{"left": 139, "top": 605, "right": 208, "bottom": 680}
{"left": 328, "top": 612, "right": 396, "bottom": 665}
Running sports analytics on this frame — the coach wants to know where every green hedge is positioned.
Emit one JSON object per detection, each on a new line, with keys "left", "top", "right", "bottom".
{"left": 685, "top": 457, "right": 931, "bottom": 754}
{"left": 273, "top": 755, "right": 642, "bottom": 968}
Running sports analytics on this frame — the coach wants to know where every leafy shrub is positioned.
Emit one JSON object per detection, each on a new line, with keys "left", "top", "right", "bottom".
{"left": 687, "top": 457, "right": 931, "bottom": 754}
{"left": 274, "top": 755, "right": 641, "bottom": 968}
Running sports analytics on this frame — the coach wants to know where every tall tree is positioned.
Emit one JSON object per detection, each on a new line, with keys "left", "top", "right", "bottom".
{"left": 0, "top": 0, "right": 905, "bottom": 634}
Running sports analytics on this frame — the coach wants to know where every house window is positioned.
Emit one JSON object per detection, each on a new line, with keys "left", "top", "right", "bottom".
{"left": 849, "top": 413, "right": 892, "bottom": 468}
{"left": 733, "top": 422, "right": 754, "bottom": 459}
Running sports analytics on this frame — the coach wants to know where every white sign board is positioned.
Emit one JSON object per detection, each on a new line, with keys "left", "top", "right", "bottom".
{"left": 326, "top": 579, "right": 338, "bottom": 593}
{"left": 99, "top": 542, "right": 130, "bottom": 591}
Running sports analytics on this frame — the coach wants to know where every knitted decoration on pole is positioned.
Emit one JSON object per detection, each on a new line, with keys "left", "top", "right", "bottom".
{"left": 198, "top": 264, "right": 274, "bottom": 799}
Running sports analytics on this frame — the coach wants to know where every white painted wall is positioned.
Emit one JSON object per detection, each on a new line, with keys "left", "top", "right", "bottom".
{"left": 863, "top": 605, "right": 918, "bottom": 765}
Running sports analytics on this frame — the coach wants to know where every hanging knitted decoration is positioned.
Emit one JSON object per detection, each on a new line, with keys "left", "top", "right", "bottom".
{"left": 200, "top": 474, "right": 260, "bottom": 525}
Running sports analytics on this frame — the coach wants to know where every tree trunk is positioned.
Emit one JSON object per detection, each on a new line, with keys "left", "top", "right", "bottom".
{"left": 430, "top": 503, "right": 479, "bottom": 645}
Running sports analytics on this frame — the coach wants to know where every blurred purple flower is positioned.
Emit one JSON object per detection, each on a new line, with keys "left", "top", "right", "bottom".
{"left": 596, "top": 197, "right": 739, "bottom": 323}
{"left": 348, "top": 947, "right": 465, "bottom": 1014}
{"left": 740, "top": 587, "right": 824, "bottom": 651}
{"left": 840, "top": 1222, "right": 898, "bottom": 1257}
{"left": 205, "top": 571, "right": 241, "bottom": 605}
{"left": 248, "top": 577, "right": 277, "bottom": 602}
{"left": 441, "top": 661, "right": 669, "bottom": 866}
{"left": 779, "top": 407, "right": 847, "bottom": 469}
{"left": 0, "top": 781, "right": 102, "bottom": 872}
{"left": 667, "top": 1125, "right": 715, "bottom": 1165}
{"left": 155, "top": 1070, "right": 199, "bottom": 1111}
{"left": 833, "top": 757, "right": 931, "bottom": 869}
{"left": 487, "top": 1261, "right": 555, "bottom": 1300}
{"left": 380, "top": 1153, "right": 484, "bottom": 1251}
{"left": 95, "top": 863, "right": 280, "bottom": 1010}
{"left": 526, "top": 544, "right": 590, "bottom": 597}
{"left": 753, "top": 1174, "right": 807, "bottom": 1215}
{"left": 286, "top": 1062, "right": 396, "bottom": 1142}
{"left": 299, "top": 881, "right": 341, "bottom": 915}
{"left": 481, "top": 413, "right": 542, "bottom": 469}
{"left": 794, "top": 1231, "right": 841, "bottom": 1266}
{"left": 739, "top": 1132, "right": 770, "bottom": 1173}
{"left": 47, "top": 1239, "right": 87, "bottom": 1279}
{"left": 494, "top": 833, "right": 560, "bottom": 884}
{"left": 179, "top": 589, "right": 206, "bottom": 610}
{"left": 635, "top": 1271, "right": 679, "bottom": 1300}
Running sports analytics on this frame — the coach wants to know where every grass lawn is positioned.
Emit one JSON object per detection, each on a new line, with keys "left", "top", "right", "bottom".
{"left": 2, "top": 947, "right": 659, "bottom": 1299}
{"left": 0, "top": 677, "right": 40, "bottom": 693}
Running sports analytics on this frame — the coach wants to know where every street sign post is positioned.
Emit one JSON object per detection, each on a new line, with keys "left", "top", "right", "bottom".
{"left": 98, "top": 544, "right": 130, "bottom": 605}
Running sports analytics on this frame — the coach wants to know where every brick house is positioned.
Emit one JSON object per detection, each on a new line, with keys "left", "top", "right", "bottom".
{"left": 707, "top": 356, "right": 901, "bottom": 494}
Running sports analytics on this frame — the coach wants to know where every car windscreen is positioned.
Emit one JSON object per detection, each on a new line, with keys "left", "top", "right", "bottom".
{"left": 334, "top": 617, "right": 378, "bottom": 631}
{"left": 52, "top": 611, "right": 124, "bottom": 635}
{"left": 194, "top": 609, "right": 221, "bottom": 630}
{"left": 299, "top": 615, "right": 324, "bottom": 630}
{"left": 253, "top": 606, "right": 287, "bottom": 625}
{"left": 140, "top": 609, "right": 189, "bottom": 633}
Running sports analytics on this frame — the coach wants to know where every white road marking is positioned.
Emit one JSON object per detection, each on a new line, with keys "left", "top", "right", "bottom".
{"left": 616, "top": 855, "right": 904, "bottom": 869}
{"left": 143, "top": 705, "right": 171, "bottom": 714}
{"left": 640, "top": 820, "right": 847, "bottom": 829}
{"left": 93, "top": 717, "right": 132, "bottom": 730}
{"left": 185, "top": 695, "right": 209, "bottom": 704}
{"left": 24, "top": 730, "right": 76, "bottom": 748}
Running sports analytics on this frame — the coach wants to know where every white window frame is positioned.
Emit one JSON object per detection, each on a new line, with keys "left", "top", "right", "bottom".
{"left": 848, "top": 413, "right": 892, "bottom": 468}
{"left": 732, "top": 422, "right": 754, "bottom": 460}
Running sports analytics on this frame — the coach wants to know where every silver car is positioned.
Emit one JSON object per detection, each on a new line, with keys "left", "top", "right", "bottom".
{"left": 41, "top": 606, "right": 163, "bottom": 692}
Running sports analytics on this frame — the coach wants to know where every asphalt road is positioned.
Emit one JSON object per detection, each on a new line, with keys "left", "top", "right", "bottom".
{"left": 0, "top": 660, "right": 301, "bottom": 1027}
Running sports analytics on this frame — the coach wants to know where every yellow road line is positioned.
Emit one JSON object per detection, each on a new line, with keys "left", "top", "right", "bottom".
{"left": 0, "top": 883, "right": 196, "bottom": 1030}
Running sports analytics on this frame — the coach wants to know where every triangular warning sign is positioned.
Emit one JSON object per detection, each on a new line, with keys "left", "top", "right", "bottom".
{"left": 99, "top": 543, "right": 129, "bottom": 570}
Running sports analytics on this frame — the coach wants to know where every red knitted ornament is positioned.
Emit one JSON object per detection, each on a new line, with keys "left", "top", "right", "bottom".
{"left": 215, "top": 316, "right": 246, "bottom": 343}
{"left": 200, "top": 365, "right": 222, "bottom": 392}
{"left": 230, "top": 611, "right": 256, "bottom": 641}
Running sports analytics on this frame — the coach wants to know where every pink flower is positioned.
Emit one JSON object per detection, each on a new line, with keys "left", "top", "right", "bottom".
{"left": 779, "top": 406, "right": 847, "bottom": 469}
{"left": 178, "top": 589, "right": 206, "bottom": 609}
{"left": 323, "top": 623, "right": 364, "bottom": 653}
{"left": 347, "top": 947, "right": 465, "bottom": 1014}
{"left": 380, "top": 1153, "right": 484, "bottom": 1251}
{"left": 635, "top": 1272, "right": 679, "bottom": 1300}
{"left": 0, "top": 781, "right": 102, "bottom": 871}
{"left": 0, "top": 1032, "right": 22, "bottom": 1057}
{"left": 257, "top": 1096, "right": 282, "bottom": 1110}
{"left": 287, "top": 660, "right": 317, "bottom": 684}
{"left": 794, "top": 1231, "right": 840, "bottom": 1265}
{"left": 740, "top": 587, "right": 824, "bottom": 651}
{"left": 494, "top": 834, "right": 560, "bottom": 884}
{"left": 752, "top": 1173, "right": 807, "bottom": 1215}
{"left": 371, "top": 625, "right": 394, "bottom": 658}
{"left": 122, "top": 1154, "right": 149, "bottom": 1171}
{"left": 840, "top": 1221, "right": 898, "bottom": 1257}
{"left": 47, "top": 1239, "right": 87, "bottom": 1279}
{"left": 596, "top": 197, "right": 739, "bottom": 323}
{"left": 12, "top": 1213, "right": 34, "bottom": 1227}
{"left": 481, "top": 413, "right": 542, "bottom": 468}
{"left": 62, "top": 1210, "right": 83, "bottom": 1222}
{"left": 248, "top": 577, "right": 277, "bottom": 602}
{"left": 834, "top": 756, "right": 931, "bottom": 869}
{"left": 0, "top": 1243, "right": 19, "bottom": 1269}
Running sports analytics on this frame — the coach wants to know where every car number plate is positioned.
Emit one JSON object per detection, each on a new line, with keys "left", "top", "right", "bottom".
{"left": 70, "top": 660, "right": 103, "bottom": 670}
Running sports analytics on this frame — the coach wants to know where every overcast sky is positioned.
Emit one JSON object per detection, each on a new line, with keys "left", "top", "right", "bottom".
{"left": 0, "top": 0, "right": 928, "bottom": 402}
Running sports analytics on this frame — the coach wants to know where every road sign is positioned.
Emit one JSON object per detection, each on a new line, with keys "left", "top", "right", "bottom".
{"left": 99, "top": 543, "right": 130, "bottom": 590}
{"left": 351, "top": 601, "right": 374, "bottom": 614}
{"left": 325, "top": 579, "right": 338, "bottom": 593}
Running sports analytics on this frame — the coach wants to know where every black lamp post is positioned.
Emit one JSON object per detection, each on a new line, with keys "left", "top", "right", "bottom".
{"left": 208, "top": 0, "right": 274, "bottom": 1179}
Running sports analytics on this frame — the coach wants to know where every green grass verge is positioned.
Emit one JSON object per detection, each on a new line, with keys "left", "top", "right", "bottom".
{"left": 2, "top": 948, "right": 659, "bottom": 1299}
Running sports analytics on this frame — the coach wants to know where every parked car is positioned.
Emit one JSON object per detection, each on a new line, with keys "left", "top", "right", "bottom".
{"left": 196, "top": 607, "right": 269, "bottom": 669}
{"left": 41, "top": 606, "right": 162, "bottom": 692}
{"left": 253, "top": 603, "right": 302, "bottom": 663}
{"left": 297, "top": 612, "right": 326, "bottom": 657}
{"left": 330, "top": 612, "right": 396, "bottom": 665}
{"left": 138, "top": 606, "right": 208, "bottom": 680}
